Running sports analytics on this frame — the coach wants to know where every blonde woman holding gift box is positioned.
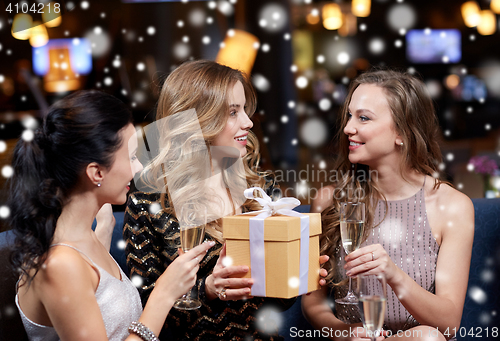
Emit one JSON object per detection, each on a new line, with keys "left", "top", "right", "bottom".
{"left": 302, "top": 69, "right": 474, "bottom": 341}
{"left": 123, "top": 60, "right": 328, "bottom": 340}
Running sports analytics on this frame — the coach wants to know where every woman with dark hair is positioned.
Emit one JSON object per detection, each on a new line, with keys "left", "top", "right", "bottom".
{"left": 10, "top": 90, "right": 213, "bottom": 341}
{"left": 302, "top": 70, "right": 474, "bottom": 340}
{"left": 124, "top": 60, "right": 329, "bottom": 340}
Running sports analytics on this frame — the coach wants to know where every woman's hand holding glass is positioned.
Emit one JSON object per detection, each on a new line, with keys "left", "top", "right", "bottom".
{"left": 344, "top": 244, "right": 401, "bottom": 285}
{"left": 156, "top": 241, "right": 215, "bottom": 305}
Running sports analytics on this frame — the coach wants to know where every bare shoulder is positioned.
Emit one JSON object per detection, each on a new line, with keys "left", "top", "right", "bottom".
{"left": 431, "top": 182, "right": 474, "bottom": 236}
{"left": 36, "top": 246, "right": 96, "bottom": 291}
{"left": 311, "top": 185, "right": 335, "bottom": 213}
{"left": 435, "top": 182, "right": 474, "bottom": 217}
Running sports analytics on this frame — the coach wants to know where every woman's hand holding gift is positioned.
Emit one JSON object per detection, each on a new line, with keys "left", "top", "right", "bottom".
{"left": 206, "top": 244, "right": 255, "bottom": 301}
{"left": 319, "top": 255, "right": 329, "bottom": 287}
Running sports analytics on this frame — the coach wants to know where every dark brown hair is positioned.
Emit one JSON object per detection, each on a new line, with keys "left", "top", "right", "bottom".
{"left": 321, "top": 69, "right": 443, "bottom": 285}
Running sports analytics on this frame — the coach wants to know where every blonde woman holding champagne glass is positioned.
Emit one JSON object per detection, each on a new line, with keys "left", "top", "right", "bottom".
{"left": 124, "top": 60, "right": 329, "bottom": 340}
{"left": 302, "top": 69, "right": 474, "bottom": 341}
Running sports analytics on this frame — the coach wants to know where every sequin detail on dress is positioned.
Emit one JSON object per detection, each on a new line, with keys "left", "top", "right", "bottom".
{"left": 333, "top": 179, "right": 440, "bottom": 333}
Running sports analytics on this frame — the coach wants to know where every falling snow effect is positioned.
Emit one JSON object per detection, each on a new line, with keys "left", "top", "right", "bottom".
{"left": 173, "top": 42, "right": 191, "bottom": 60}
{"left": 369, "top": 38, "right": 385, "bottom": 55}
{"left": 222, "top": 255, "right": 233, "bottom": 267}
{"left": 131, "top": 275, "right": 143, "bottom": 288}
{"left": 148, "top": 203, "right": 161, "bottom": 215}
{"left": 2, "top": 165, "right": 14, "bottom": 178}
{"left": 21, "top": 130, "right": 34, "bottom": 142}
{"left": 0, "top": 205, "right": 10, "bottom": 219}
{"left": 318, "top": 98, "right": 331, "bottom": 111}
{"left": 387, "top": 3, "right": 416, "bottom": 31}
{"left": 288, "top": 276, "right": 299, "bottom": 288}
{"left": 255, "top": 306, "right": 284, "bottom": 334}
{"left": 469, "top": 286, "right": 487, "bottom": 304}
{"left": 22, "top": 116, "right": 38, "bottom": 130}
{"left": 189, "top": 8, "right": 206, "bottom": 27}
{"left": 258, "top": 3, "right": 288, "bottom": 33}
{"left": 296, "top": 76, "right": 308, "bottom": 89}
{"left": 136, "top": 63, "right": 146, "bottom": 71}
{"left": 217, "top": 1, "right": 234, "bottom": 16}
{"left": 300, "top": 118, "right": 328, "bottom": 148}
{"left": 117, "top": 240, "right": 127, "bottom": 250}
{"left": 84, "top": 27, "right": 111, "bottom": 57}
{"left": 252, "top": 74, "right": 271, "bottom": 92}
{"left": 337, "top": 52, "right": 350, "bottom": 65}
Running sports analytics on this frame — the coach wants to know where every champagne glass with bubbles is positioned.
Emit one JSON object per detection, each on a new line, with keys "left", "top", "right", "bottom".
{"left": 173, "top": 203, "right": 207, "bottom": 310}
{"left": 357, "top": 274, "right": 387, "bottom": 341}
{"left": 336, "top": 202, "right": 365, "bottom": 304}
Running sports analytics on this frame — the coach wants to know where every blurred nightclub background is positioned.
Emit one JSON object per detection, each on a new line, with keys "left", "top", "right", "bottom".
{"left": 0, "top": 0, "right": 500, "bottom": 230}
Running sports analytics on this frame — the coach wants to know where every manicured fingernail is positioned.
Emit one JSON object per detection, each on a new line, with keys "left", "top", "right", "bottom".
{"left": 209, "top": 241, "right": 215, "bottom": 246}
{"left": 346, "top": 271, "right": 352, "bottom": 276}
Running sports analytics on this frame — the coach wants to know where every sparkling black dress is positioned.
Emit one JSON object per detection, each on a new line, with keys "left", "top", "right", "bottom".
{"left": 123, "top": 189, "right": 295, "bottom": 341}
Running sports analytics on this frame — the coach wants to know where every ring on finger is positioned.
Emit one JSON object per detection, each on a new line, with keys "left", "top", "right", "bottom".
{"left": 216, "top": 288, "right": 227, "bottom": 300}
{"left": 371, "top": 252, "right": 375, "bottom": 262}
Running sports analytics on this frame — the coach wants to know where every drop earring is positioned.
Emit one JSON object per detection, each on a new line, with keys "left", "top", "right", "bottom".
{"left": 399, "top": 142, "right": 403, "bottom": 146}
{"left": 97, "top": 183, "right": 101, "bottom": 187}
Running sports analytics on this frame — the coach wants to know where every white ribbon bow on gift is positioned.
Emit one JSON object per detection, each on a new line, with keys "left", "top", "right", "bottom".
{"left": 242, "top": 187, "right": 310, "bottom": 297}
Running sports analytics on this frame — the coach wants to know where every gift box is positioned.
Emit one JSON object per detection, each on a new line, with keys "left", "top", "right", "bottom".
{"left": 222, "top": 212, "right": 322, "bottom": 299}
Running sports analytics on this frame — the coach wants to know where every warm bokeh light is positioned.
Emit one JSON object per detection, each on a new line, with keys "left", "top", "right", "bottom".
{"left": 352, "top": 0, "right": 371, "bottom": 17}
{"left": 461, "top": 1, "right": 481, "bottom": 28}
{"left": 11, "top": 14, "right": 32, "bottom": 40}
{"left": 44, "top": 48, "right": 81, "bottom": 92}
{"left": 306, "top": 13, "right": 320, "bottom": 25}
{"left": 477, "top": 10, "right": 496, "bottom": 35}
{"left": 215, "top": 29, "right": 259, "bottom": 76}
{"left": 29, "top": 22, "right": 49, "bottom": 47}
{"left": 339, "top": 13, "right": 357, "bottom": 37}
{"left": 445, "top": 74, "right": 460, "bottom": 90}
{"left": 42, "top": 3, "right": 62, "bottom": 27}
{"left": 322, "top": 3, "right": 342, "bottom": 30}
{"left": 491, "top": 0, "right": 500, "bottom": 14}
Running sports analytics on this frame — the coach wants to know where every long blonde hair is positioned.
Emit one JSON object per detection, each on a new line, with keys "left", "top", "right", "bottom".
{"left": 321, "top": 69, "right": 444, "bottom": 285}
{"left": 143, "top": 60, "right": 269, "bottom": 241}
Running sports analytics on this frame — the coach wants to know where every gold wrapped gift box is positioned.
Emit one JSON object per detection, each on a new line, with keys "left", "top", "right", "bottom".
{"left": 222, "top": 213, "right": 322, "bottom": 299}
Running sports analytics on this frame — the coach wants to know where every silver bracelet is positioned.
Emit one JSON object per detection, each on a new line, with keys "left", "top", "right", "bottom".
{"left": 128, "top": 321, "right": 159, "bottom": 341}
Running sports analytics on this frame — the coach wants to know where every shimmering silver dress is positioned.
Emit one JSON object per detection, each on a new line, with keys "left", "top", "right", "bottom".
{"left": 16, "top": 244, "right": 143, "bottom": 341}
{"left": 333, "top": 180, "right": 440, "bottom": 333}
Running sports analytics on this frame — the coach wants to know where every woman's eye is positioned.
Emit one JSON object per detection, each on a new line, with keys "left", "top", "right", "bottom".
{"left": 131, "top": 155, "right": 137, "bottom": 161}
{"left": 360, "top": 116, "right": 370, "bottom": 122}
{"left": 347, "top": 112, "right": 352, "bottom": 119}
{"left": 230, "top": 110, "right": 237, "bottom": 117}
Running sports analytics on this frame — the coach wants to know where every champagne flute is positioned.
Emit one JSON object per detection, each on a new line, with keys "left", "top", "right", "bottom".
{"left": 357, "top": 274, "right": 387, "bottom": 341}
{"left": 173, "top": 203, "right": 207, "bottom": 310}
{"left": 335, "top": 202, "right": 365, "bottom": 304}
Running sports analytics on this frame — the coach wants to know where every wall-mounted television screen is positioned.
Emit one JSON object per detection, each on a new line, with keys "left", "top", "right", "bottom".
{"left": 406, "top": 29, "right": 461, "bottom": 64}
